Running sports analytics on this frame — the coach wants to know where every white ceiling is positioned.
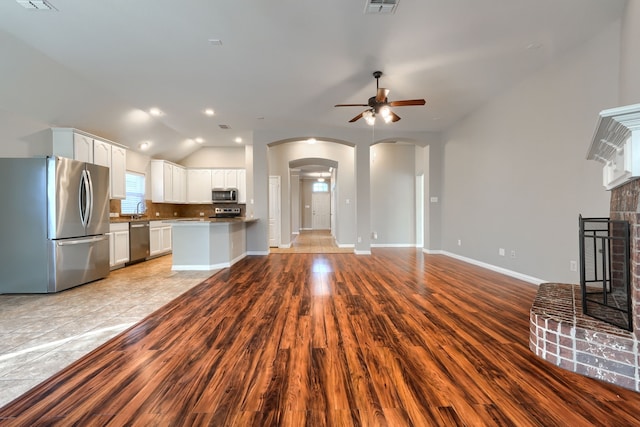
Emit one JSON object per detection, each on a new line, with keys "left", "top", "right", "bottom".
{"left": 0, "top": 0, "right": 627, "bottom": 162}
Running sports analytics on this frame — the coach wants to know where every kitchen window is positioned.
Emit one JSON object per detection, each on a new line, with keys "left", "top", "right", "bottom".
{"left": 121, "top": 172, "right": 145, "bottom": 214}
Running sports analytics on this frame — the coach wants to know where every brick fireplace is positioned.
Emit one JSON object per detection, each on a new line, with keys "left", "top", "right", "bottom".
{"left": 530, "top": 104, "right": 640, "bottom": 392}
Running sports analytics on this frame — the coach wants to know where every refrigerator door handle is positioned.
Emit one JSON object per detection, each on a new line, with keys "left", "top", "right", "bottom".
{"left": 86, "top": 169, "right": 94, "bottom": 227}
{"left": 79, "top": 170, "right": 90, "bottom": 228}
{"left": 56, "top": 235, "right": 108, "bottom": 246}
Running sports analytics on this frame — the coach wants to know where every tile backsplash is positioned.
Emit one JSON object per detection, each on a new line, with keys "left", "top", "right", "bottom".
{"left": 110, "top": 199, "right": 245, "bottom": 219}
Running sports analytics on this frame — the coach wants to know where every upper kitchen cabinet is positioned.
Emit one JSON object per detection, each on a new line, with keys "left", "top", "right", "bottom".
{"left": 51, "top": 128, "right": 127, "bottom": 199}
{"left": 151, "top": 160, "right": 186, "bottom": 203}
{"left": 110, "top": 146, "right": 127, "bottom": 199}
{"left": 187, "top": 169, "right": 213, "bottom": 203}
{"left": 193, "top": 168, "right": 246, "bottom": 204}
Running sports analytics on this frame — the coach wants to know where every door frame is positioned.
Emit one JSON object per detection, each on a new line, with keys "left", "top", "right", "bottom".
{"left": 268, "top": 175, "right": 281, "bottom": 248}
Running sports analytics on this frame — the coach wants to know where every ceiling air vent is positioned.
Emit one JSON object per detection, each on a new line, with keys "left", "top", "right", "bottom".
{"left": 364, "top": 0, "right": 398, "bottom": 14}
{"left": 16, "top": 0, "right": 56, "bottom": 10}
{"left": 218, "top": 124, "right": 231, "bottom": 129}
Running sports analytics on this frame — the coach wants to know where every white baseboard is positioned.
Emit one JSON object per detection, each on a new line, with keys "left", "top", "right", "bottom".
{"left": 354, "top": 250, "right": 372, "bottom": 255}
{"left": 338, "top": 243, "right": 355, "bottom": 248}
{"left": 247, "top": 250, "right": 269, "bottom": 256}
{"left": 371, "top": 243, "right": 418, "bottom": 248}
{"left": 423, "top": 249, "right": 545, "bottom": 285}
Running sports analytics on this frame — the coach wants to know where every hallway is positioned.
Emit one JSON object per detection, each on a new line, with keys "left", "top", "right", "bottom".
{"left": 270, "top": 230, "right": 353, "bottom": 254}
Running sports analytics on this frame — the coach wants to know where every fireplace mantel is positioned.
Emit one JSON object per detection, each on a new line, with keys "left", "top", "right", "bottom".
{"left": 587, "top": 103, "right": 640, "bottom": 190}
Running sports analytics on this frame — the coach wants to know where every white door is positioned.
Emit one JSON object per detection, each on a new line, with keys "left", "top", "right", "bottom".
{"left": 268, "top": 176, "right": 281, "bottom": 247}
{"left": 312, "top": 192, "right": 331, "bottom": 230}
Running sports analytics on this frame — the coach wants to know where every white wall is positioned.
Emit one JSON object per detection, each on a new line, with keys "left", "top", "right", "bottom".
{"left": 370, "top": 143, "right": 416, "bottom": 245}
{"left": 179, "top": 146, "right": 246, "bottom": 168}
{"left": 620, "top": 0, "right": 640, "bottom": 104}
{"left": 440, "top": 22, "right": 620, "bottom": 283}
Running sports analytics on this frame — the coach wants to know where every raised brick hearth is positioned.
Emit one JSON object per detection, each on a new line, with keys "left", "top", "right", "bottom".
{"left": 530, "top": 177, "right": 640, "bottom": 392}
{"left": 530, "top": 283, "right": 638, "bottom": 390}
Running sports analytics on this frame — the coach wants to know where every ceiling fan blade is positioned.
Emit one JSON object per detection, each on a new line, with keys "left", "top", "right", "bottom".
{"left": 376, "top": 88, "right": 390, "bottom": 103}
{"left": 389, "top": 99, "right": 426, "bottom": 107}
{"left": 349, "top": 112, "right": 364, "bottom": 122}
{"left": 390, "top": 111, "right": 401, "bottom": 122}
{"left": 335, "top": 103, "right": 368, "bottom": 107}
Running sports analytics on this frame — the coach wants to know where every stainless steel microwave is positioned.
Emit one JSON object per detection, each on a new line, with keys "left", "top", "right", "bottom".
{"left": 212, "top": 188, "right": 238, "bottom": 203}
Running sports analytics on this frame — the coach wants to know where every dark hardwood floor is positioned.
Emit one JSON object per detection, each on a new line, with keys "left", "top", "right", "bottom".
{"left": 2, "top": 250, "right": 640, "bottom": 426}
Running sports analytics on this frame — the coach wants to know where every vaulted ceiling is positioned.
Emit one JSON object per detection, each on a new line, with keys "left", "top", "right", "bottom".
{"left": 0, "top": 0, "right": 627, "bottom": 161}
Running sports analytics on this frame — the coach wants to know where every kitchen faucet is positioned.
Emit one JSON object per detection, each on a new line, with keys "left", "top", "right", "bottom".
{"left": 135, "top": 201, "right": 145, "bottom": 219}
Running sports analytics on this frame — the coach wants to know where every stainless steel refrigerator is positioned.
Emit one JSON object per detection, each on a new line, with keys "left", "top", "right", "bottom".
{"left": 0, "top": 156, "right": 110, "bottom": 293}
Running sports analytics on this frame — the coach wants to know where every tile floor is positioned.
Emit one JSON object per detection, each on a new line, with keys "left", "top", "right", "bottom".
{"left": 0, "top": 255, "right": 215, "bottom": 408}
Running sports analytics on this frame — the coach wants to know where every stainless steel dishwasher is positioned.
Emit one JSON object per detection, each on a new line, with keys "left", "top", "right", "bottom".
{"left": 127, "top": 221, "right": 150, "bottom": 264}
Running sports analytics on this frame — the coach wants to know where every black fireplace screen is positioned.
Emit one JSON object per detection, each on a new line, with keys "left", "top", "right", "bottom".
{"left": 579, "top": 216, "right": 632, "bottom": 331}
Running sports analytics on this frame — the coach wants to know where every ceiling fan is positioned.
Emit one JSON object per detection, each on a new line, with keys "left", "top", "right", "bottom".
{"left": 335, "top": 71, "right": 426, "bottom": 125}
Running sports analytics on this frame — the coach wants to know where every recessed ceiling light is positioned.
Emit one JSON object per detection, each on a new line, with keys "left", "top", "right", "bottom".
{"left": 195, "top": 137, "right": 204, "bottom": 144}
{"left": 208, "top": 39, "right": 223, "bottom": 46}
{"left": 526, "top": 43, "right": 542, "bottom": 50}
{"left": 307, "top": 138, "right": 317, "bottom": 145}
{"left": 139, "top": 141, "right": 151, "bottom": 150}
{"left": 149, "top": 107, "right": 162, "bottom": 116}
{"left": 234, "top": 137, "right": 242, "bottom": 144}
{"left": 219, "top": 124, "right": 230, "bottom": 129}
{"left": 204, "top": 108, "right": 215, "bottom": 116}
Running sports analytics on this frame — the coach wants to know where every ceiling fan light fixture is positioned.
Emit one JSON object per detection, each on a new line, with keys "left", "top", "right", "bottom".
{"left": 363, "top": 110, "right": 376, "bottom": 126}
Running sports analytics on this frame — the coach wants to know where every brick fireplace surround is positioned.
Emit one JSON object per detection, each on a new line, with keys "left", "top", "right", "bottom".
{"left": 530, "top": 178, "right": 640, "bottom": 392}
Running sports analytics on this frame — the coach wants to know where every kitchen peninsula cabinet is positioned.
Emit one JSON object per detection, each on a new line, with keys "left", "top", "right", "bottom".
{"left": 169, "top": 218, "right": 257, "bottom": 270}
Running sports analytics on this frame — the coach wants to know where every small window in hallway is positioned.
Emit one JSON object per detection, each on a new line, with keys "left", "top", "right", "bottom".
{"left": 312, "top": 182, "right": 329, "bottom": 192}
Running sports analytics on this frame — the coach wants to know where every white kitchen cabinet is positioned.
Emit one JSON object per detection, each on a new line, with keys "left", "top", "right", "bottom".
{"left": 237, "top": 169, "right": 247, "bottom": 203}
{"left": 172, "top": 165, "right": 186, "bottom": 203}
{"left": 73, "top": 133, "right": 94, "bottom": 163}
{"left": 152, "top": 160, "right": 186, "bottom": 203}
{"left": 149, "top": 221, "right": 172, "bottom": 257}
{"left": 109, "top": 222, "right": 130, "bottom": 268}
{"left": 225, "top": 169, "right": 238, "bottom": 189}
{"left": 110, "top": 145, "right": 127, "bottom": 199}
{"left": 212, "top": 169, "right": 226, "bottom": 188}
{"left": 93, "top": 139, "right": 111, "bottom": 168}
{"left": 187, "top": 169, "right": 213, "bottom": 203}
{"left": 52, "top": 128, "right": 127, "bottom": 199}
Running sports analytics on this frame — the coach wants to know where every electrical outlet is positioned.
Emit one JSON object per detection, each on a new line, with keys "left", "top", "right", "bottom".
{"left": 499, "top": 248, "right": 505, "bottom": 256}
{"left": 357, "top": 236, "right": 362, "bottom": 243}
{"left": 371, "top": 231, "right": 378, "bottom": 240}
{"left": 199, "top": 212, "right": 204, "bottom": 217}
{"left": 510, "top": 250, "right": 516, "bottom": 258}
{"left": 155, "top": 212, "right": 160, "bottom": 217}
{"left": 570, "top": 260, "right": 578, "bottom": 272}
{"left": 457, "top": 239, "right": 462, "bottom": 246}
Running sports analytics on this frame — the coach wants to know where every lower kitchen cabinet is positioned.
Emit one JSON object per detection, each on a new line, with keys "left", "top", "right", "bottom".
{"left": 109, "top": 222, "right": 130, "bottom": 268}
{"left": 149, "top": 221, "right": 172, "bottom": 257}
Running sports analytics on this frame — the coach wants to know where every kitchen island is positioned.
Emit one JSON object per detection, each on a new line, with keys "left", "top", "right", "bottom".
{"left": 168, "top": 217, "right": 258, "bottom": 271}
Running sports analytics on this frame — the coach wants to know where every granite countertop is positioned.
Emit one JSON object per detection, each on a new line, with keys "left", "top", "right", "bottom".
{"left": 168, "top": 217, "right": 258, "bottom": 224}
{"left": 111, "top": 216, "right": 258, "bottom": 224}
{"left": 110, "top": 216, "right": 181, "bottom": 223}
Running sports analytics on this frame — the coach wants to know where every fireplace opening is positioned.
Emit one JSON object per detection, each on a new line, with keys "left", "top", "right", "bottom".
{"left": 579, "top": 215, "right": 632, "bottom": 331}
